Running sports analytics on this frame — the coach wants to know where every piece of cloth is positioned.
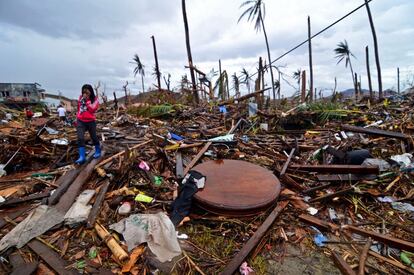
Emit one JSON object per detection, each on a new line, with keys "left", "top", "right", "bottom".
{"left": 109, "top": 212, "right": 181, "bottom": 263}
{"left": 77, "top": 119, "right": 100, "bottom": 147}
{"left": 170, "top": 170, "right": 205, "bottom": 226}
{"left": 76, "top": 95, "right": 99, "bottom": 122}
{"left": 0, "top": 205, "right": 64, "bottom": 253}
{"left": 57, "top": 107, "right": 66, "bottom": 117}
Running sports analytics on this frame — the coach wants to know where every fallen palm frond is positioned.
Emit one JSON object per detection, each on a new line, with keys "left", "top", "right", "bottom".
{"left": 127, "top": 104, "right": 180, "bottom": 118}
{"left": 298, "top": 102, "right": 360, "bottom": 122}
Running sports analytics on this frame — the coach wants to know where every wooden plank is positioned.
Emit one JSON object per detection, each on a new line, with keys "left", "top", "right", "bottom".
{"left": 183, "top": 142, "right": 212, "bottom": 175}
{"left": 86, "top": 180, "right": 110, "bottom": 229}
{"left": 280, "top": 148, "right": 295, "bottom": 176}
{"left": 175, "top": 151, "right": 184, "bottom": 178}
{"left": 299, "top": 214, "right": 339, "bottom": 232}
{"left": 289, "top": 165, "right": 379, "bottom": 174}
{"left": 10, "top": 252, "right": 38, "bottom": 275}
{"left": 28, "top": 240, "right": 78, "bottom": 275}
{"left": 55, "top": 151, "right": 105, "bottom": 213}
{"left": 317, "top": 174, "right": 376, "bottom": 182}
{"left": 0, "top": 190, "right": 51, "bottom": 208}
{"left": 220, "top": 201, "right": 288, "bottom": 275}
{"left": 48, "top": 169, "right": 82, "bottom": 205}
{"left": 331, "top": 251, "right": 356, "bottom": 275}
{"left": 341, "top": 124, "right": 408, "bottom": 140}
{"left": 345, "top": 225, "right": 414, "bottom": 252}
{"left": 95, "top": 141, "right": 150, "bottom": 169}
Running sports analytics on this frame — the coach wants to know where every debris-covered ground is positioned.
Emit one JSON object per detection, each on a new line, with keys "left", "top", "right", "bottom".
{"left": 0, "top": 92, "right": 414, "bottom": 275}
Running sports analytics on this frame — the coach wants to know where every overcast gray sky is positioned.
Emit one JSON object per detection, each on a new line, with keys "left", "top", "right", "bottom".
{"left": 0, "top": 0, "right": 413, "bottom": 99}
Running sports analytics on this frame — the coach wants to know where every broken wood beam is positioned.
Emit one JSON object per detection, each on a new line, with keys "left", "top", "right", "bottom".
{"left": 183, "top": 141, "right": 212, "bottom": 175}
{"left": 344, "top": 225, "right": 414, "bottom": 252}
{"left": 331, "top": 251, "right": 356, "bottom": 275}
{"left": 341, "top": 125, "right": 408, "bottom": 140}
{"left": 0, "top": 206, "right": 32, "bottom": 229}
{"left": 368, "top": 250, "right": 414, "bottom": 274}
{"left": 220, "top": 87, "right": 270, "bottom": 105}
{"left": 280, "top": 148, "right": 295, "bottom": 176}
{"left": 299, "top": 214, "right": 339, "bottom": 232}
{"left": 317, "top": 174, "right": 376, "bottom": 182}
{"left": 48, "top": 168, "right": 83, "bottom": 205}
{"left": 28, "top": 240, "right": 77, "bottom": 275}
{"left": 309, "top": 187, "right": 354, "bottom": 203}
{"left": 289, "top": 165, "right": 379, "bottom": 174}
{"left": 9, "top": 251, "right": 38, "bottom": 275}
{"left": 0, "top": 190, "right": 50, "bottom": 208}
{"left": 86, "top": 180, "right": 110, "bottom": 229}
{"left": 220, "top": 201, "right": 288, "bottom": 275}
{"left": 55, "top": 151, "right": 105, "bottom": 213}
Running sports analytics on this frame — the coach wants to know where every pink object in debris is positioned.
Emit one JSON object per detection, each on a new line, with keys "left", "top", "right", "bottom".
{"left": 139, "top": 161, "right": 150, "bottom": 171}
{"left": 239, "top": 262, "right": 254, "bottom": 275}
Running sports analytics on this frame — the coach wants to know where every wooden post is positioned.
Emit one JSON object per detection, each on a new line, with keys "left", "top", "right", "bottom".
{"left": 308, "top": 16, "right": 314, "bottom": 102}
{"left": 397, "top": 67, "right": 400, "bottom": 94}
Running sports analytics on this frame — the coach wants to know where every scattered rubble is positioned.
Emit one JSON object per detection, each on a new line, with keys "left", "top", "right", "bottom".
{"left": 0, "top": 91, "right": 414, "bottom": 274}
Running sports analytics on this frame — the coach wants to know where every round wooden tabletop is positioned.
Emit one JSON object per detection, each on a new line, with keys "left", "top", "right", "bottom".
{"left": 193, "top": 159, "right": 281, "bottom": 216}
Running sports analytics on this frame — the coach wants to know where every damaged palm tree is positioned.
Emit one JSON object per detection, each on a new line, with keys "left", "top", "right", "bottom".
{"left": 334, "top": 40, "right": 358, "bottom": 99}
{"left": 132, "top": 54, "right": 145, "bottom": 94}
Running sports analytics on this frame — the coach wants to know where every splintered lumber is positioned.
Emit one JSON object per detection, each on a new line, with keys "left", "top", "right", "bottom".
{"left": 358, "top": 238, "right": 372, "bottom": 275}
{"left": 95, "top": 140, "right": 150, "bottom": 169}
{"left": 299, "top": 214, "right": 339, "bottom": 232}
{"left": 344, "top": 225, "right": 414, "bottom": 252}
{"left": 48, "top": 169, "right": 82, "bottom": 205}
{"left": 95, "top": 222, "right": 129, "bottom": 263}
{"left": 309, "top": 187, "right": 354, "bottom": 203}
{"left": 341, "top": 125, "right": 408, "bottom": 140}
{"left": 220, "top": 201, "right": 288, "bottom": 275}
{"left": 368, "top": 250, "right": 414, "bottom": 274}
{"left": 28, "top": 240, "right": 77, "bottom": 275}
{"left": 86, "top": 179, "right": 110, "bottom": 229}
{"left": 175, "top": 151, "right": 184, "bottom": 178}
{"left": 55, "top": 151, "right": 104, "bottom": 213}
{"left": 121, "top": 246, "right": 145, "bottom": 273}
{"left": 0, "top": 190, "right": 51, "bottom": 208}
{"left": 183, "top": 141, "right": 212, "bottom": 175}
{"left": 280, "top": 148, "right": 295, "bottom": 176}
{"left": 0, "top": 205, "right": 32, "bottom": 229}
{"left": 317, "top": 174, "right": 376, "bottom": 182}
{"left": 289, "top": 165, "right": 379, "bottom": 175}
{"left": 331, "top": 251, "right": 356, "bottom": 275}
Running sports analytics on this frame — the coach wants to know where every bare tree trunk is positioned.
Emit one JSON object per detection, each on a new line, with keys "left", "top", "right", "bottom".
{"left": 365, "top": 46, "right": 373, "bottom": 101}
{"left": 141, "top": 74, "right": 145, "bottom": 94}
{"left": 365, "top": 0, "right": 382, "bottom": 99}
{"left": 182, "top": 0, "right": 199, "bottom": 104}
{"left": 151, "top": 35, "right": 162, "bottom": 90}
{"left": 301, "top": 70, "right": 306, "bottom": 103}
{"left": 308, "top": 16, "right": 314, "bottom": 103}
{"left": 260, "top": 14, "right": 276, "bottom": 102}
{"left": 123, "top": 81, "right": 129, "bottom": 106}
{"left": 278, "top": 71, "right": 281, "bottom": 100}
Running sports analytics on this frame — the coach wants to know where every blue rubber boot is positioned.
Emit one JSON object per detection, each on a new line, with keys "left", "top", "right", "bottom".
{"left": 93, "top": 144, "right": 101, "bottom": 159}
{"left": 75, "top": 147, "right": 86, "bottom": 164}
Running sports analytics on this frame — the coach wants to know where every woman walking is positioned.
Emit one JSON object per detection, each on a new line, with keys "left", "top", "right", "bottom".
{"left": 75, "top": 84, "right": 101, "bottom": 164}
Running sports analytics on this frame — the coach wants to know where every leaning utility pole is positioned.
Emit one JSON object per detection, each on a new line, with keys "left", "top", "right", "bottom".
{"left": 150, "top": 35, "right": 162, "bottom": 90}
{"left": 365, "top": 0, "right": 382, "bottom": 99}
{"left": 308, "top": 16, "right": 314, "bottom": 102}
{"left": 181, "top": 0, "right": 199, "bottom": 104}
{"left": 365, "top": 46, "right": 373, "bottom": 101}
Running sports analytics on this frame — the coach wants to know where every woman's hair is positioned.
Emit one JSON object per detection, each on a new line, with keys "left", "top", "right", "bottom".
{"left": 81, "top": 84, "right": 96, "bottom": 102}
